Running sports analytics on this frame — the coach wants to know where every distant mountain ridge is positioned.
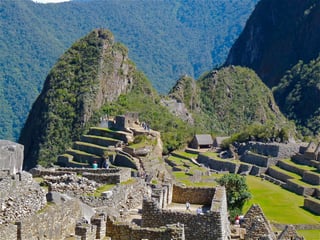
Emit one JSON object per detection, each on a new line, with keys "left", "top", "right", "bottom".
{"left": 0, "top": 0, "right": 258, "bottom": 140}
{"left": 225, "top": 0, "right": 320, "bottom": 87}
{"left": 225, "top": 0, "right": 320, "bottom": 136}
{"left": 20, "top": 29, "right": 291, "bottom": 168}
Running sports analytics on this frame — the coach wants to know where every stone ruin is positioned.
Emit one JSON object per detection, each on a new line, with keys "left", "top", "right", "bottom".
{"left": 239, "top": 204, "right": 304, "bottom": 240}
{"left": 0, "top": 138, "right": 310, "bottom": 240}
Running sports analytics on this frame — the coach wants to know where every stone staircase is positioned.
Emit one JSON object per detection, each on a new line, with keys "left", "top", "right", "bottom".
{"left": 58, "top": 126, "right": 135, "bottom": 168}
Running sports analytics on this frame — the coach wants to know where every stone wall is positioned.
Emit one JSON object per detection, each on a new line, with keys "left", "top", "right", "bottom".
{"left": 277, "top": 160, "right": 305, "bottom": 176}
{"left": 0, "top": 224, "right": 18, "bottom": 240}
{"left": 0, "top": 171, "right": 46, "bottom": 224}
{"left": 283, "top": 179, "right": 315, "bottom": 196}
{"left": 240, "top": 151, "right": 271, "bottom": 167}
{"left": 197, "top": 153, "right": 238, "bottom": 173}
{"left": 277, "top": 225, "right": 304, "bottom": 240}
{"left": 141, "top": 186, "right": 230, "bottom": 240}
{"left": 237, "top": 141, "right": 303, "bottom": 158}
{"left": 172, "top": 185, "right": 215, "bottom": 205}
{"left": 80, "top": 134, "right": 121, "bottom": 147}
{"left": 292, "top": 154, "right": 314, "bottom": 166}
{"left": 237, "top": 163, "right": 252, "bottom": 174}
{"left": 80, "top": 179, "right": 149, "bottom": 211}
{"left": 106, "top": 216, "right": 185, "bottom": 240}
{"left": 0, "top": 140, "right": 24, "bottom": 175}
{"left": 114, "top": 152, "right": 137, "bottom": 169}
{"left": 30, "top": 167, "right": 131, "bottom": 184}
{"left": 302, "top": 171, "right": 320, "bottom": 185}
{"left": 266, "top": 167, "right": 294, "bottom": 183}
{"left": 304, "top": 197, "right": 320, "bottom": 215}
{"left": 18, "top": 197, "right": 82, "bottom": 240}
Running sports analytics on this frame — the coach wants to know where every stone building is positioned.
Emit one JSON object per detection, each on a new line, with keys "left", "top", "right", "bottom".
{"left": 189, "top": 134, "right": 213, "bottom": 149}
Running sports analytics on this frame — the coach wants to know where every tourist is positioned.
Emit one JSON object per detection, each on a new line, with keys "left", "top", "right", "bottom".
{"left": 102, "top": 159, "right": 109, "bottom": 169}
{"left": 92, "top": 161, "right": 98, "bottom": 169}
{"left": 186, "top": 201, "right": 190, "bottom": 211}
{"left": 196, "top": 207, "right": 203, "bottom": 215}
{"left": 235, "top": 215, "right": 240, "bottom": 224}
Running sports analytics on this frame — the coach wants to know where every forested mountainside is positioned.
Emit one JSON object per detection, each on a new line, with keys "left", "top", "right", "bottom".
{"left": 20, "top": 29, "right": 292, "bottom": 169}
{"left": 225, "top": 0, "right": 320, "bottom": 136}
{"left": 273, "top": 56, "right": 320, "bottom": 136}
{"left": 19, "top": 29, "right": 192, "bottom": 169}
{"left": 0, "top": 0, "right": 258, "bottom": 141}
{"left": 169, "top": 66, "right": 289, "bottom": 136}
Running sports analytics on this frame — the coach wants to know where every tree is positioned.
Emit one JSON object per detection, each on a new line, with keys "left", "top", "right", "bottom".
{"left": 217, "top": 174, "right": 251, "bottom": 219}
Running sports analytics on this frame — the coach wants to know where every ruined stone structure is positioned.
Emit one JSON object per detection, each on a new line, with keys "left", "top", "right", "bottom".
{"left": 0, "top": 171, "right": 46, "bottom": 225}
{"left": 106, "top": 216, "right": 185, "bottom": 240}
{"left": 141, "top": 186, "right": 230, "bottom": 240}
{"left": 0, "top": 140, "right": 24, "bottom": 175}
{"left": 112, "top": 112, "right": 140, "bottom": 131}
{"left": 30, "top": 166, "right": 131, "bottom": 185}
{"left": 241, "top": 204, "right": 277, "bottom": 239}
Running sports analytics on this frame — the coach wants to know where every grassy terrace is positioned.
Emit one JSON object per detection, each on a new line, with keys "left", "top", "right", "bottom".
{"left": 167, "top": 151, "right": 320, "bottom": 239}
{"left": 244, "top": 176, "right": 320, "bottom": 224}
{"left": 280, "top": 159, "right": 316, "bottom": 171}
{"left": 90, "top": 126, "right": 116, "bottom": 132}
{"left": 75, "top": 141, "right": 109, "bottom": 150}
{"left": 172, "top": 150, "right": 198, "bottom": 160}
{"left": 200, "top": 151, "right": 241, "bottom": 163}
{"left": 288, "top": 178, "right": 320, "bottom": 188}
{"left": 82, "top": 134, "right": 119, "bottom": 142}
{"left": 67, "top": 149, "right": 100, "bottom": 157}
{"left": 269, "top": 165, "right": 301, "bottom": 179}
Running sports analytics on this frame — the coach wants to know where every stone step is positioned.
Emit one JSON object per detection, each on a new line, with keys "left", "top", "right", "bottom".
{"left": 81, "top": 134, "right": 122, "bottom": 148}
{"left": 88, "top": 127, "right": 134, "bottom": 144}
{"left": 266, "top": 165, "right": 299, "bottom": 183}
{"left": 66, "top": 149, "right": 101, "bottom": 165}
{"left": 73, "top": 141, "right": 108, "bottom": 156}
{"left": 277, "top": 159, "right": 316, "bottom": 177}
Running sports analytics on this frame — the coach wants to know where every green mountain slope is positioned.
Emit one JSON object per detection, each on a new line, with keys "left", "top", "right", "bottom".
{"left": 273, "top": 56, "right": 320, "bottom": 136}
{"left": 168, "top": 66, "right": 290, "bottom": 137}
{"left": 225, "top": 0, "right": 320, "bottom": 88}
{"left": 225, "top": 0, "right": 320, "bottom": 136}
{"left": 0, "top": 0, "right": 258, "bottom": 140}
{"left": 19, "top": 29, "right": 194, "bottom": 169}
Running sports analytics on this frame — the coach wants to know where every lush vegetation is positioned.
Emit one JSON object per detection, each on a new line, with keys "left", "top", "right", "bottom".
{"left": 217, "top": 174, "right": 251, "bottom": 219}
{"left": 221, "top": 122, "right": 295, "bottom": 149}
{"left": 273, "top": 56, "right": 320, "bottom": 138}
{"left": 0, "top": 0, "right": 258, "bottom": 141}
{"left": 225, "top": 0, "right": 320, "bottom": 139}
{"left": 169, "top": 66, "right": 291, "bottom": 137}
{"left": 19, "top": 29, "right": 133, "bottom": 168}
{"left": 98, "top": 86, "right": 195, "bottom": 155}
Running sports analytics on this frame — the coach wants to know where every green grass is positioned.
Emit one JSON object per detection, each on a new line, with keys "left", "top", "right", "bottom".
{"left": 297, "top": 230, "right": 320, "bottom": 240}
{"left": 75, "top": 141, "right": 108, "bottom": 150}
{"left": 172, "top": 150, "right": 198, "bottom": 159}
{"left": 244, "top": 176, "right": 320, "bottom": 225}
{"left": 288, "top": 178, "right": 320, "bottom": 188}
{"left": 269, "top": 165, "right": 301, "bottom": 179}
{"left": 281, "top": 159, "right": 316, "bottom": 171}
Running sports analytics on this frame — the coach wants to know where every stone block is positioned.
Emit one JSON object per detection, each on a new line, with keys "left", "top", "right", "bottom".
{"left": 0, "top": 140, "right": 24, "bottom": 175}
{"left": 101, "top": 190, "right": 113, "bottom": 198}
